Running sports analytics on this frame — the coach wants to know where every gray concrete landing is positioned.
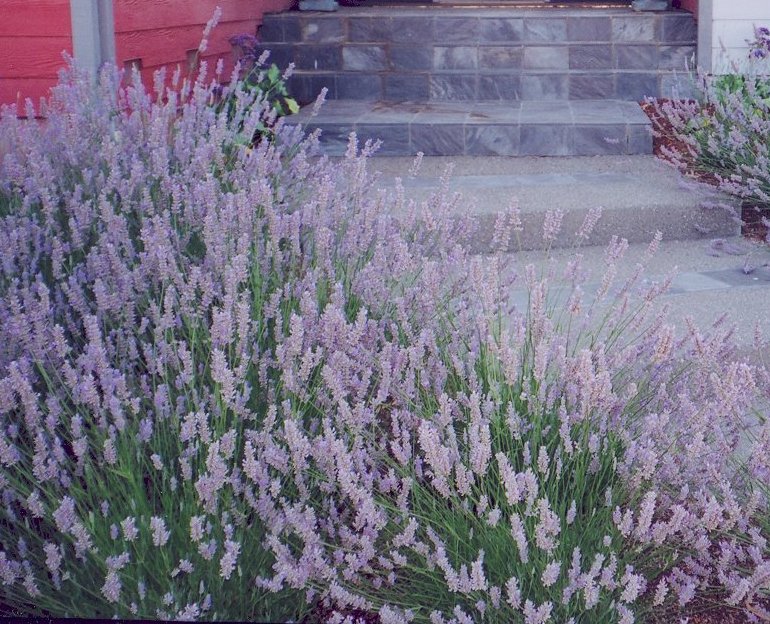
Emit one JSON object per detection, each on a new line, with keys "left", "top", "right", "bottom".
{"left": 363, "top": 155, "right": 739, "bottom": 251}
{"left": 508, "top": 237, "right": 770, "bottom": 354}
{"left": 291, "top": 99, "right": 653, "bottom": 156}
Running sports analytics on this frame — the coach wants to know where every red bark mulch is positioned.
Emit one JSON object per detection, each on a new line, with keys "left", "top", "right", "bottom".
{"left": 647, "top": 595, "right": 769, "bottom": 624}
{"left": 640, "top": 99, "right": 770, "bottom": 244}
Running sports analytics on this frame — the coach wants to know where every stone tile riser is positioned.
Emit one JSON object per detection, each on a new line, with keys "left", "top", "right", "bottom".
{"left": 283, "top": 43, "right": 695, "bottom": 69}
{"left": 292, "top": 100, "right": 653, "bottom": 157}
{"left": 264, "top": 9, "right": 697, "bottom": 102}
{"left": 287, "top": 70, "right": 693, "bottom": 103}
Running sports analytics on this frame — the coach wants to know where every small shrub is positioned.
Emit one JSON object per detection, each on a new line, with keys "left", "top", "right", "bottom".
{"left": 647, "top": 28, "right": 770, "bottom": 235}
{"left": 225, "top": 34, "right": 299, "bottom": 143}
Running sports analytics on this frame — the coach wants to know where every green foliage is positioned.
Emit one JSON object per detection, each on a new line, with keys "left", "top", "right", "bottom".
{"left": 218, "top": 63, "right": 299, "bottom": 145}
{"left": 711, "top": 73, "right": 770, "bottom": 111}
{"left": 237, "top": 63, "right": 299, "bottom": 121}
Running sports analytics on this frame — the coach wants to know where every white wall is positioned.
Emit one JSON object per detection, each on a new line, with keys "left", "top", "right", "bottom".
{"left": 699, "top": 0, "right": 770, "bottom": 73}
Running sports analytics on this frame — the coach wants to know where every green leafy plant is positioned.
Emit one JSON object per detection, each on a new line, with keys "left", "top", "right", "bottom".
{"left": 711, "top": 73, "right": 770, "bottom": 111}
{"left": 224, "top": 34, "right": 299, "bottom": 143}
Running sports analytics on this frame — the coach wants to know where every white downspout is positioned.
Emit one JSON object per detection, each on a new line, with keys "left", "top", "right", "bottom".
{"left": 69, "top": 0, "right": 116, "bottom": 76}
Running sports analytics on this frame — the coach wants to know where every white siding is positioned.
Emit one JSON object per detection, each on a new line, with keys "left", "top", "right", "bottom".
{"left": 706, "top": 0, "right": 770, "bottom": 72}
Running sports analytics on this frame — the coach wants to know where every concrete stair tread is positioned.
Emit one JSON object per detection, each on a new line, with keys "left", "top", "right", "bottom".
{"left": 289, "top": 99, "right": 652, "bottom": 155}
{"left": 359, "top": 155, "right": 739, "bottom": 250}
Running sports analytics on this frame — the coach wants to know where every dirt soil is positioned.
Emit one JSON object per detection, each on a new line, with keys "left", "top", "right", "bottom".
{"left": 648, "top": 598, "right": 765, "bottom": 624}
{"left": 640, "top": 99, "right": 695, "bottom": 164}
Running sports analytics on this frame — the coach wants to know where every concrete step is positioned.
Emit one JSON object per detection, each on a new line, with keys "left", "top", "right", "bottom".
{"left": 289, "top": 99, "right": 653, "bottom": 156}
{"left": 359, "top": 155, "right": 740, "bottom": 251}
{"left": 260, "top": 6, "right": 698, "bottom": 104}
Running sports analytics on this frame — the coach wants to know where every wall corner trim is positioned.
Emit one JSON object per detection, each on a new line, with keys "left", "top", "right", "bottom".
{"left": 70, "top": 0, "right": 116, "bottom": 76}
{"left": 697, "top": 0, "right": 714, "bottom": 73}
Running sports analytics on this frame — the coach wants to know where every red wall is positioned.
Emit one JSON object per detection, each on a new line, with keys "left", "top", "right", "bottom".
{"left": 680, "top": 0, "right": 697, "bottom": 18}
{"left": 0, "top": 0, "right": 73, "bottom": 108}
{"left": 114, "top": 0, "right": 294, "bottom": 87}
{"left": 0, "top": 0, "right": 294, "bottom": 107}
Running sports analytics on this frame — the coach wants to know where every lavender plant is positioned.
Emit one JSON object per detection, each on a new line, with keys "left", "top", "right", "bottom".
{"left": 255, "top": 231, "right": 770, "bottom": 623}
{"left": 647, "top": 30, "right": 770, "bottom": 241}
{"left": 750, "top": 26, "right": 770, "bottom": 61}
{"left": 1, "top": 44, "right": 769, "bottom": 624}
{"left": 0, "top": 58, "right": 319, "bottom": 621}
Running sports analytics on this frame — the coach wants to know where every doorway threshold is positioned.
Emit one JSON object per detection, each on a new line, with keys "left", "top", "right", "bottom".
{"left": 431, "top": 0, "right": 631, "bottom": 6}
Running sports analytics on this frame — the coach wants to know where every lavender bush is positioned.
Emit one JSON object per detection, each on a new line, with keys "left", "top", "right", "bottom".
{"left": 651, "top": 77, "right": 770, "bottom": 210}
{"left": 647, "top": 32, "right": 770, "bottom": 242}
{"left": 1, "top": 49, "right": 770, "bottom": 622}
{"left": 750, "top": 26, "right": 770, "bottom": 61}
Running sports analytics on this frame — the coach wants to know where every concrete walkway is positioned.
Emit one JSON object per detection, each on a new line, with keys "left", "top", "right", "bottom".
{"left": 363, "top": 154, "right": 769, "bottom": 353}
{"left": 512, "top": 238, "right": 770, "bottom": 353}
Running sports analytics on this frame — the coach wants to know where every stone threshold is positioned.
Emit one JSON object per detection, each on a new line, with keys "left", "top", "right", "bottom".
{"left": 273, "top": 6, "right": 688, "bottom": 16}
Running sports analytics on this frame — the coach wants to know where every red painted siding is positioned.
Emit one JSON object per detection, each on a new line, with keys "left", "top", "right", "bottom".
{"left": 0, "top": 0, "right": 294, "bottom": 106}
{"left": 0, "top": 0, "right": 72, "bottom": 107}
{"left": 680, "top": 0, "right": 697, "bottom": 18}
{"left": 113, "top": 0, "right": 295, "bottom": 85}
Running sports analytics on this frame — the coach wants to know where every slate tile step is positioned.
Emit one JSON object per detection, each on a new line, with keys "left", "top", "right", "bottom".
{"left": 288, "top": 99, "right": 652, "bottom": 156}
{"left": 285, "top": 69, "right": 697, "bottom": 103}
